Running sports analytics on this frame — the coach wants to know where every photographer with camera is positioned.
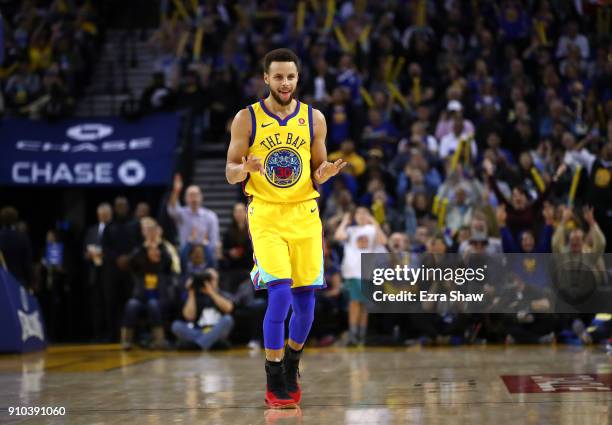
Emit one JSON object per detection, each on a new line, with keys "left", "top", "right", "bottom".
{"left": 171, "top": 268, "right": 234, "bottom": 350}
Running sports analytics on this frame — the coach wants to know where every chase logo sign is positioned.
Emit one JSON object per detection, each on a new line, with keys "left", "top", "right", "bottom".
{"left": 265, "top": 148, "right": 302, "bottom": 188}
{"left": 0, "top": 114, "right": 179, "bottom": 186}
{"left": 66, "top": 123, "right": 114, "bottom": 141}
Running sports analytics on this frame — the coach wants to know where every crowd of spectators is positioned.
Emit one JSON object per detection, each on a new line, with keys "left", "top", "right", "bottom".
{"left": 1, "top": 0, "right": 611, "bottom": 350}
{"left": 135, "top": 0, "right": 612, "bottom": 348}
{"left": 0, "top": 189, "right": 258, "bottom": 350}
{"left": 0, "top": 0, "right": 101, "bottom": 119}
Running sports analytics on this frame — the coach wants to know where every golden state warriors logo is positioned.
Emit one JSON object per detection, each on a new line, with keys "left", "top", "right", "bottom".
{"left": 523, "top": 258, "right": 536, "bottom": 273}
{"left": 265, "top": 148, "right": 302, "bottom": 187}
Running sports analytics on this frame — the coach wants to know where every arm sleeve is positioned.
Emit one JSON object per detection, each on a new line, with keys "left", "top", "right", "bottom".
{"left": 180, "top": 242, "right": 193, "bottom": 274}
{"left": 436, "top": 177, "right": 452, "bottom": 200}
{"left": 466, "top": 178, "right": 484, "bottom": 205}
{"left": 552, "top": 225, "right": 566, "bottom": 254}
{"left": 536, "top": 225, "right": 554, "bottom": 253}
{"left": 470, "top": 139, "right": 477, "bottom": 159}
{"left": 397, "top": 172, "right": 410, "bottom": 198}
{"left": 208, "top": 212, "right": 220, "bottom": 261}
{"left": 167, "top": 203, "right": 182, "bottom": 224}
{"left": 532, "top": 179, "right": 554, "bottom": 211}
{"left": 500, "top": 226, "right": 519, "bottom": 253}
{"left": 487, "top": 175, "right": 512, "bottom": 209}
{"left": 160, "top": 246, "right": 173, "bottom": 274}
{"left": 563, "top": 149, "right": 596, "bottom": 174}
{"left": 404, "top": 207, "right": 417, "bottom": 236}
{"left": 589, "top": 223, "right": 606, "bottom": 255}
{"left": 344, "top": 227, "right": 354, "bottom": 245}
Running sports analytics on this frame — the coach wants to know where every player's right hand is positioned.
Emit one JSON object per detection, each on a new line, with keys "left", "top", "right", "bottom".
{"left": 242, "top": 154, "right": 265, "bottom": 176}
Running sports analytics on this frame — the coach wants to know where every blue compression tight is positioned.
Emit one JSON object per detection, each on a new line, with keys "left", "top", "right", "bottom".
{"left": 263, "top": 283, "right": 315, "bottom": 350}
{"left": 289, "top": 289, "right": 315, "bottom": 345}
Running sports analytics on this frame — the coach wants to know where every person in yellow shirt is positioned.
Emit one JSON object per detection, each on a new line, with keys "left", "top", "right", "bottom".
{"left": 328, "top": 139, "right": 366, "bottom": 177}
{"left": 28, "top": 31, "right": 52, "bottom": 72}
{"left": 225, "top": 48, "right": 347, "bottom": 409}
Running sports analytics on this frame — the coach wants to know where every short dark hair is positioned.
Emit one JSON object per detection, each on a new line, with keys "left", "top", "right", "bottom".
{"left": 431, "top": 232, "right": 447, "bottom": 246}
{"left": 263, "top": 48, "right": 301, "bottom": 73}
{"left": 0, "top": 206, "right": 19, "bottom": 227}
{"left": 512, "top": 185, "right": 529, "bottom": 198}
{"left": 190, "top": 243, "right": 206, "bottom": 255}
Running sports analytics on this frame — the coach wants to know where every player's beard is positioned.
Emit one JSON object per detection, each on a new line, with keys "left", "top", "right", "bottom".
{"left": 269, "top": 86, "right": 294, "bottom": 106}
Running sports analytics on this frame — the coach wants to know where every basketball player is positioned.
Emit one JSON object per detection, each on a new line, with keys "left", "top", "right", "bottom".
{"left": 226, "top": 48, "right": 346, "bottom": 408}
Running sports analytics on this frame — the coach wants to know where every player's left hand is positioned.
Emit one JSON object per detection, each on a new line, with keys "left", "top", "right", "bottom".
{"left": 315, "top": 159, "right": 348, "bottom": 182}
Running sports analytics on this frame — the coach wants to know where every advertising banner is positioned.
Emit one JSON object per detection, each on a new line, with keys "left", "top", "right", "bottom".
{"left": 0, "top": 114, "right": 180, "bottom": 186}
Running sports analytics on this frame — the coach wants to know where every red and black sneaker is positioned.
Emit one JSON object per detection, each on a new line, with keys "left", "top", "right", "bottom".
{"left": 265, "top": 360, "right": 297, "bottom": 409}
{"left": 284, "top": 348, "right": 302, "bottom": 404}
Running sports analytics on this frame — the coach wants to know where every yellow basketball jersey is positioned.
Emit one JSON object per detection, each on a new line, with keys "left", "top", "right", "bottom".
{"left": 244, "top": 99, "right": 320, "bottom": 203}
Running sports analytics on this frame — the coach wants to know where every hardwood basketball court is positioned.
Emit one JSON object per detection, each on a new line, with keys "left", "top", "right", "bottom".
{"left": 1, "top": 344, "right": 611, "bottom": 424}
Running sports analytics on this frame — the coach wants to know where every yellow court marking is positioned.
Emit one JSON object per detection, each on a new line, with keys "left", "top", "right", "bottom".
{"left": 47, "top": 344, "right": 123, "bottom": 353}
{"left": 0, "top": 345, "right": 168, "bottom": 373}
{"left": 46, "top": 351, "right": 165, "bottom": 373}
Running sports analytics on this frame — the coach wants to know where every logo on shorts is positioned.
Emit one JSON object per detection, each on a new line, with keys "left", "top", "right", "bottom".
{"left": 265, "top": 148, "right": 302, "bottom": 188}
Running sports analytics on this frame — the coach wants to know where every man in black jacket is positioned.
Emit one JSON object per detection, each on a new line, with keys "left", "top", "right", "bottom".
{"left": 101, "top": 197, "right": 137, "bottom": 341}
{"left": 83, "top": 203, "right": 112, "bottom": 341}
